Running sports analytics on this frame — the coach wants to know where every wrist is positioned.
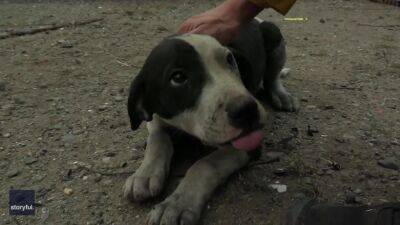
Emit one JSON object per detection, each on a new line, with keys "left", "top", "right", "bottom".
{"left": 222, "top": 0, "right": 264, "bottom": 23}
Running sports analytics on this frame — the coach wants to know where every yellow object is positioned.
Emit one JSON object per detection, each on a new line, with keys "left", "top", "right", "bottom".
{"left": 283, "top": 17, "right": 309, "bottom": 21}
{"left": 248, "top": 0, "right": 297, "bottom": 15}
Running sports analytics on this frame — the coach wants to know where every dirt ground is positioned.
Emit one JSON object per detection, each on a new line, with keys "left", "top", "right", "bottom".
{"left": 0, "top": 0, "right": 399, "bottom": 224}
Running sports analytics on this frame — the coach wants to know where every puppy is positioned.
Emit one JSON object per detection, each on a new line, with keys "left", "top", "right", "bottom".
{"left": 124, "top": 19, "right": 298, "bottom": 225}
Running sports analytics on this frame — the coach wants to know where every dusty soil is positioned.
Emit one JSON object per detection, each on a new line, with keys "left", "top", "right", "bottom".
{"left": 0, "top": 0, "right": 399, "bottom": 224}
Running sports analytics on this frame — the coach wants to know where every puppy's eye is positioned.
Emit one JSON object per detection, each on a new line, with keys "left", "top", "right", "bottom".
{"left": 170, "top": 72, "right": 188, "bottom": 86}
{"left": 226, "top": 53, "right": 237, "bottom": 69}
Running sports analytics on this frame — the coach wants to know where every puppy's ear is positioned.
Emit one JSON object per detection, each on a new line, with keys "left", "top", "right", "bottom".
{"left": 127, "top": 71, "right": 152, "bottom": 130}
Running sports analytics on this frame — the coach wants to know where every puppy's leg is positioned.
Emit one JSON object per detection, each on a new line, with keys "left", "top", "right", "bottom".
{"left": 147, "top": 148, "right": 250, "bottom": 225}
{"left": 260, "top": 21, "right": 299, "bottom": 112}
{"left": 123, "top": 119, "right": 174, "bottom": 202}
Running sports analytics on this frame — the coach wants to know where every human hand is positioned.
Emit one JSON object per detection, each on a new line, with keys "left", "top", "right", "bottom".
{"left": 178, "top": 0, "right": 263, "bottom": 45}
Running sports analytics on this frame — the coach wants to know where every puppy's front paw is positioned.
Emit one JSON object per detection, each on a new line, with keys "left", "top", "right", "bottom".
{"left": 147, "top": 193, "right": 201, "bottom": 225}
{"left": 270, "top": 89, "right": 299, "bottom": 112}
{"left": 123, "top": 165, "right": 166, "bottom": 202}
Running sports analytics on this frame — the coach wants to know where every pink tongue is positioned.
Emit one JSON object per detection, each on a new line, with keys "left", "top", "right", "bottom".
{"left": 232, "top": 130, "right": 263, "bottom": 151}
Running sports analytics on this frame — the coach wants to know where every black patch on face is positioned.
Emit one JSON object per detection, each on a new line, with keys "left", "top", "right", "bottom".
{"left": 128, "top": 38, "right": 206, "bottom": 130}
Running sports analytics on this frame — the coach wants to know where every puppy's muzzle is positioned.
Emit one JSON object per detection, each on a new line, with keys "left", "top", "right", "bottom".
{"left": 226, "top": 96, "right": 260, "bottom": 129}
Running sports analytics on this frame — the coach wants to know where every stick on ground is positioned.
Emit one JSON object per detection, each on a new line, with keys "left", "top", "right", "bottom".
{"left": 0, "top": 17, "right": 104, "bottom": 40}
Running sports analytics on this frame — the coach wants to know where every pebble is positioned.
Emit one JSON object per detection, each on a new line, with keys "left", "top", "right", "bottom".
{"left": 2, "top": 133, "right": 11, "bottom": 138}
{"left": 273, "top": 168, "right": 288, "bottom": 176}
{"left": 345, "top": 192, "right": 361, "bottom": 204}
{"left": 114, "top": 96, "right": 124, "bottom": 102}
{"left": 335, "top": 134, "right": 355, "bottom": 143}
{"left": 265, "top": 151, "right": 285, "bottom": 163}
{"left": 378, "top": 157, "right": 399, "bottom": 171}
{"left": 102, "top": 157, "right": 112, "bottom": 163}
{"left": 98, "top": 105, "right": 107, "bottom": 111}
{"left": 104, "top": 152, "right": 116, "bottom": 157}
{"left": 0, "top": 81, "right": 6, "bottom": 91}
{"left": 6, "top": 168, "right": 20, "bottom": 178}
{"left": 119, "top": 161, "right": 127, "bottom": 168}
{"left": 0, "top": 161, "right": 8, "bottom": 169}
{"left": 93, "top": 174, "right": 102, "bottom": 183}
{"left": 307, "top": 125, "right": 319, "bottom": 136}
{"left": 319, "top": 18, "right": 326, "bottom": 23}
{"left": 62, "top": 133, "right": 75, "bottom": 143}
{"left": 58, "top": 40, "right": 73, "bottom": 48}
{"left": 63, "top": 188, "right": 73, "bottom": 195}
{"left": 354, "top": 188, "right": 363, "bottom": 194}
{"left": 23, "top": 156, "right": 38, "bottom": 165}
{"left": 269, "top": 184, "right": 287, "bottom": 193}
{"left": 102, "top": 179, "right": 113, "bottom": 185}
{"left": 14, "top": 97, "right": 25, "bottom": 105}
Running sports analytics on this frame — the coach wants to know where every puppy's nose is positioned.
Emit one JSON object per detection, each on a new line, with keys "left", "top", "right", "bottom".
{"left": 226, "top": 97, "right": 260, "bottom": 128}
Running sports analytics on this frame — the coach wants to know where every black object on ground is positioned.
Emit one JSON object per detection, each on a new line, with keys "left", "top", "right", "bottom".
{"left": 286, "top": 197, "right": 400, "bottom": 225}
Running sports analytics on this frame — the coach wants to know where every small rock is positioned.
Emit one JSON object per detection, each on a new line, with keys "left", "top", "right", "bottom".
{"left": 391, "top": 140, "right": 399, "bottom": 146}
{"left": 104, "top": 152, "right": 116, "bottom": 157}
{"left": 82, "top": 175, "right": 89, "bottom": 181}
{"left": 2, "top": 133, "right": 11, "bottom": 138}
{"left": 273, "top": 168, "right": 288, "bottom": 176}
{"left": 63, "top": 188, "right": 73, "bottom": 195}
{"left": 23, "top": 156, "right": 38, "bottom": 165}
{"left": 6, "top": 169, "right": 20, "bottom": 178}
{"left": 62, "top": 133, "right": 75, "bottom": 143}
{"left": 74, "top": 59, "right": 82, "bottom": 65}
{"left": 354, "top": 188, "right": 363, "bottom": 195}
{"left": 336, "top": 134, "right": 356, "bottom": 143}
{"left": 378, "top": 158, "right": 399, "bottom": 171}
{"left": 319, "top": 18, "right": 326, "bottom": 23}
{"left": 102, "top": 179, "right": 113, "bottom": 185}
{"left": 102, "top": 157, "right": 112, "bottom": 163}
{"left": 38, "top": 84, "right": 48, "bottom": 89}
{"left": 2, "top": 104, "right": 15, "bottom": 110}
{"left": 323, "top": 105, "right": 334, "bottom": 110}
{"left": 98, "top": 105, "right": 107, "bottom": 111}
{"left": 0, "top": 161, "right": 8, "bottom": 169}
{"left": 93, "top": 174, "right": 102, "bottom": 183}
{"left": 345, "top": 192, "right": 360, "bottom": 204}
{"left": 0, "top": 81, "right": 6, "bottom": 91}
{"left": 265, "top": 151, "right": 285, "bottom": 163}
{"left": 335, "top": 137, "right": 345, "bottom": 143}
{"left": 14, "top": 97, "right": 25, "bottom": 105}
{"left": 324, "top": 169, "right": 334, "bottom": 175}
{"left": 307, "top": 125, "right": 319, "bottom": 137}
{"left": 58, "top": 40, "right": 73, "bottom": 48}
{"left": 269, "top": 184, "right": 287, "bottom": 193}
{"left": 114, "top": 96, "right": 124, "bottom": 102}
{"left": 329, "top": 160, "right": 342, "bottom": 171}
{"left": 62, "top": 169, "right": 73, "bottom": 181}
{"left": 114, "top": 95, "right": 124, "bottom": 102}
{"left": 156, "top": 25, "right": 169, "bottom": 32}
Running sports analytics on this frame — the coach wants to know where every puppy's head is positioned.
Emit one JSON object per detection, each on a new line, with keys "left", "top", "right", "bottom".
{"left": 128, "top": 34, "right": 266, "bottom": 149}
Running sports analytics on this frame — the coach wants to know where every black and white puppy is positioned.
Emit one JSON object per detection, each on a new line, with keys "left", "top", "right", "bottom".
{"left": 124, "top": 19, "right": 298, "bottom": 225}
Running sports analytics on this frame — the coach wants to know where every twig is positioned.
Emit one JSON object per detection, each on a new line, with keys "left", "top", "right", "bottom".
{"left": 78, "top": 164, "right": 135, "bottom": 176}
{"left": 0, "top": 17, "right": 104, "bottom": 40}
{"left": 91, "top": 169, "right": 136, "bottom": 176}
{"left": 358, "top": 23, "right": 400, "bottom": 28}
{"left": 116, "top": 60, "right": 130, "bottom": 67}
{"left": 247, "top": 159, "right": 276, "bottom": 168}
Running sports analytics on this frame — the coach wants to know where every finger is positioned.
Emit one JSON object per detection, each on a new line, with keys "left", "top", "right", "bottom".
{"left": 187, "top": 26, "right": 202, "bottom": 34}
{"left": 177, "top": 23, "right": 189, "bottom": 34}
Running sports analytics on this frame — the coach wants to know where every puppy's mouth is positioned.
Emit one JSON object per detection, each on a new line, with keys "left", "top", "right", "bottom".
{"left": 223, "top": 125, "right": 264, "bottom": 151}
